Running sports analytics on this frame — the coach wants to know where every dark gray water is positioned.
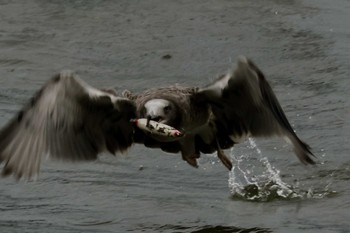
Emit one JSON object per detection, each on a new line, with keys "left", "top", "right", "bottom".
{"left": 0, "top": 0, "right": 349, "bottom": 232}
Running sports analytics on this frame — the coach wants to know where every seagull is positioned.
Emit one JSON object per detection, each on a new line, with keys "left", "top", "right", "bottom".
{"left": 0, "top": 57, "right": 315, "bottom": 180}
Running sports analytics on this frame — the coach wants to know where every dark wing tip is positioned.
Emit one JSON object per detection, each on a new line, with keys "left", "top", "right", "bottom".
{"left": 294, "top": 139, "right": 316, "bottom": 165}
{"left": 299, "top": 152, "right": 316, "bottom": 165}
{"left": 1, "top": 164, "right": 13, "bottom": 177}
{"left": 0, "top": 162, "right": 24, "bottom": 181}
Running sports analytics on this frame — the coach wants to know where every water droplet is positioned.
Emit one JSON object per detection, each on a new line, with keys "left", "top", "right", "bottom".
{"left": 228, "top": 138, "right": 332, "bottom": 202}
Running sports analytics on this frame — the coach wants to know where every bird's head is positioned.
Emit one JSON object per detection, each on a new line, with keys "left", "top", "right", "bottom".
{"left": 141, "top": 98, "right": 179, "bottom": 127}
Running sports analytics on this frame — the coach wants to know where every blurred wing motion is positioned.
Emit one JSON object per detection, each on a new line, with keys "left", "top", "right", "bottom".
{"left": 0, "top": 71, "right": 136, "bottom": 179}
{"left": 0, "top": 57, "right": 315, "bottom": 180}
{"left": 198, "top": 57, "right": 315, "bottom": 165}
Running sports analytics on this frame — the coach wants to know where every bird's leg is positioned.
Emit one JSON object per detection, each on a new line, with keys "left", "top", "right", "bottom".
{"left": 179, "top": 136, "right": 199, "bottom": 168}
{"left": 216, "top": 138, "right": 233, "bottom": 171}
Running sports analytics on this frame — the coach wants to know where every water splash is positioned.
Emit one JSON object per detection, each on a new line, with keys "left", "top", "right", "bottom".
{"left": 228, "top": 138, "right": 334, "bottom": 202}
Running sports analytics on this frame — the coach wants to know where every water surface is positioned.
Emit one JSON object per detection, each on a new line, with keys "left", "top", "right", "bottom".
{"left": 0, "top": 0, "right": 349, "bottom": 232}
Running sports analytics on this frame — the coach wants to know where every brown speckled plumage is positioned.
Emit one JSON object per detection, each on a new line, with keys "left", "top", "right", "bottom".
{"left": 0, "top": 57, "right": 315, "bottom": 180}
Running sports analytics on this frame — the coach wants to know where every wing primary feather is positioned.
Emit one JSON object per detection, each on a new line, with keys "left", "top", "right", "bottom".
{"left": 197, "top": 57, "right": 315, "bottom": 165}
{"left": 246, "top": 59, "right": 315, "bottom": 164}
{"left": 0, "top": 70, "right": 136, "bottom": 179}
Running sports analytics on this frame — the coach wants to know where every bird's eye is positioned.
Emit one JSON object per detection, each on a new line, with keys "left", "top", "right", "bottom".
{"left": 163, "top": 106, "right": 171, "bottom": 113}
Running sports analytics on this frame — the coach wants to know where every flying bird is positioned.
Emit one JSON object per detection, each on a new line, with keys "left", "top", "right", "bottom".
{"left": 0, "top": 57, "right": 315, "bottom": 180}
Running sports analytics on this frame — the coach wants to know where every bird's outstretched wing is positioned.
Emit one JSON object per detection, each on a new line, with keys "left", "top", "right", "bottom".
{"left": 0, "top": 71, "right": 136, "bottom": 180}
{"left": 196, "top": 57, "right": 315, "bottom": 166}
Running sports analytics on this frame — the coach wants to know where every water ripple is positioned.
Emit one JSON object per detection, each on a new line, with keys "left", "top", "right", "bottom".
{"left": 133, "top": 223, "right": 272, "bottom": 233}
